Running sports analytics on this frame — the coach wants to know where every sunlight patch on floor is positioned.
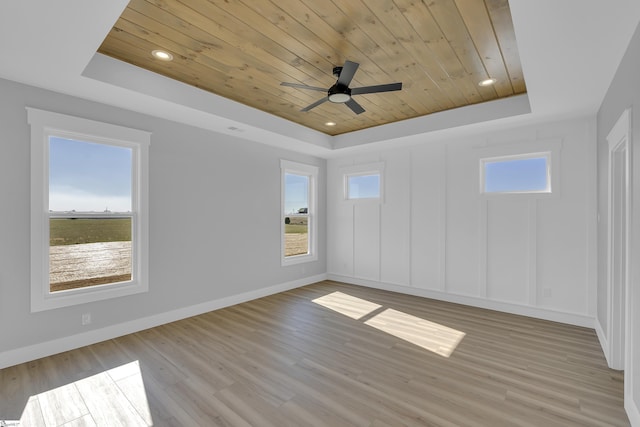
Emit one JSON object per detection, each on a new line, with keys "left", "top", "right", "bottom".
{"left": 365, "top": 308, "right": 466, "bottom": 357}
{"left": 17, "top": 360, "right": 152, "bottom": 426}
{"left": 313, "top": 291, "right": 465, "bottom": 357}
{"left": 312, "top": 291, "right": 382, "bottom": 320}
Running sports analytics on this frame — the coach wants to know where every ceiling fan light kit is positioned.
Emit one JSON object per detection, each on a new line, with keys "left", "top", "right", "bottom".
{"left": 328, "top": 85, "right": 351, "bottom": 103}
{"left": 281, "top": 60, "right": 402, "bottom": 115}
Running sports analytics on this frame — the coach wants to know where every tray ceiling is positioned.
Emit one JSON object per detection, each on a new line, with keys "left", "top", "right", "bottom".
{"left": 98, "top": 0, "right": 525, "bottom": 136}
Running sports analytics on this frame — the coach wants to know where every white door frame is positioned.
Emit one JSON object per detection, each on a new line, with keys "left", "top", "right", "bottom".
{"left": 606, "top": 108, "right": 631, "bottom": 371}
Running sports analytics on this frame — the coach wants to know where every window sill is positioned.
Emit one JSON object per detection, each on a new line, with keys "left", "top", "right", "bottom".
{"left": 31, "top": 279, "right": 148, "bottom": 312}
{"left": 282, "top": 253, "right": 318, "bottom": 267}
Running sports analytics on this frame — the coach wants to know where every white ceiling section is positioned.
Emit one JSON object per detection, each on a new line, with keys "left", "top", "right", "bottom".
{"left": 1, "top": 1, "right": 639, "bottom": 158}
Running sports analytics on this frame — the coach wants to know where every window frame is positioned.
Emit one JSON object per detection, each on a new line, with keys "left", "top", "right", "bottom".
{"left": 27, "top": 107, "right": 150, "bottom": 312}
{"left": 475, "top": 139, "right": 562, "bottom": 200}
{"left": 281, "top": 159, "right": 318, "bottom": 266}
{"left": 342, "top": 162, "right": 385, "bottom": 203}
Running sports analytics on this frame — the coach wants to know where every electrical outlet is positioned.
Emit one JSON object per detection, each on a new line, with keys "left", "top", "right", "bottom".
{"left": 81, "top": 313, "right": 91, "bottom": 325}
{"left": 542, "top": 288, "right": 552, "bottom": 298}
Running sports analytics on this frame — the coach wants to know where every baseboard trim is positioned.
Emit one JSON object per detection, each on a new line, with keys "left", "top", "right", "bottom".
{"left": 594, "top": 317, "right": 611, "bottom": 366}
{"left": 627, "top": 396, "right": 640, "bottom": 427}
{"left": 327, "top": 274, "right": 595, "bottom": 328}
{"left": 0, "top": 273, "right": 327, "bottom": 370}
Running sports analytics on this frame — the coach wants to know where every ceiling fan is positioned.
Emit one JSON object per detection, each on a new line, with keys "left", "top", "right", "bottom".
{"left": 281, "top": 60, "right": 402, "bottom": 115}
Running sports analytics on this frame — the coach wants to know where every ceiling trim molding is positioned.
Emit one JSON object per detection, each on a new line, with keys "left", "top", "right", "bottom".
{"left": 83, "top": 53, "right": 333, "bottom": 155}
{"left": 83, "top": 53, "right": 532, "bottom": 156}
{"left": 332, "top": 94, "right": 531, "bottom": 150}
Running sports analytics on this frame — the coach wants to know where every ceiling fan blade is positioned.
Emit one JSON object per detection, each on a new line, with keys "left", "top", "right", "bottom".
{"left": 345, "top": 98, "right": 365, "bottom": 115}
{"left": 281, "top": 82, "right": 327, "bottom": 92}
{"left": 301, "top": 97, "right": 329, "bottom": 112}
{"left": 337, "top": 60, "right": 359, "bottom": 87}
{"left": 351, "top": 82, "right": 403, "bottom": 95}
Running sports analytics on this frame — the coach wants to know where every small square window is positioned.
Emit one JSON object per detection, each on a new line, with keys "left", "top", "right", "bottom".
{"left": 347, "top": 174, "right": 381, "bottom": 199}
{"left": 342, "top": 162, "right": 384, "bottom": 202}
{"left": 481, "top": 153, "right": 551, "bottom": 194}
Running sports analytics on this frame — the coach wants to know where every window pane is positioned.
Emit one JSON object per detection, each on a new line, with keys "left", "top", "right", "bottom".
{"left": 49, "top": 218, "right": 132, "bottom": 292}
{"left": 284, "top": 173, "right": 309, "bottom": 214}
{"left": 284, "top": 173, "right": 309, "bottom": 257}
{"left": 348, "top": 174, "right": 380, "bottom": 199}
{"left": 49, "top": 137, "right": 133, "bottom": 292}
{"left": 284, "top": 215, "right": 308, "bottom": 257}
{"left": 49, "top": 137, "right": 132, "bottom": 212}
{"left": 484, "top": 156, "right": 549, "bottom": 193}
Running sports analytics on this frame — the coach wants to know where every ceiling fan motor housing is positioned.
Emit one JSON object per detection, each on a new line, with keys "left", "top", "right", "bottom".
{"left": 328, "top": 83, "right": 351, "bottom": 103}
{"left": 281, "top": 60, "right": 401, "bottom": 113}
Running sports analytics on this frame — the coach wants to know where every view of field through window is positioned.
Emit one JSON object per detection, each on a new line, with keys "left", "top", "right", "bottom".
{"left": 49, "top": 136, "right": 133, "bottom": 292}
{"left": 284, "top": 215, "right": 308, "bottom": 256}
{"left": 49, "top": 218, "right": 132, "bottom": 292}
{"left": 284, "top": 173, "right": 309, "bottom": 257}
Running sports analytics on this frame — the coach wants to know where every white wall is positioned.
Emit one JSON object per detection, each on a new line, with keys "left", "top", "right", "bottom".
{"left": 0, "top": 78, "right": 326, "bottom": 367}
{"left": 328, "top": 118, "right": 597, "bottom": 327}
{"left": 597, "top": 20, "right": 640, "bottom": 426}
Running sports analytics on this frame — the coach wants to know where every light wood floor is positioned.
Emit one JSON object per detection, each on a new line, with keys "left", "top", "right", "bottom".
{"left": 0, "top": 281, "right": 628, "bottom": 426}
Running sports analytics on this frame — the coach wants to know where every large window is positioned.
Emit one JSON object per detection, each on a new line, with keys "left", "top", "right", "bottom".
{"left": 281, "top": 160, "right": 318, "bottom": 266}
{"left": 28, "top": 108, "right": 150, "bottom": 312}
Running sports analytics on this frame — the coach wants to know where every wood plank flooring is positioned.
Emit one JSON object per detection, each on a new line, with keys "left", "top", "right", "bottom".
{"left": 0, "top": 281, "right": 628, "bottom": 426}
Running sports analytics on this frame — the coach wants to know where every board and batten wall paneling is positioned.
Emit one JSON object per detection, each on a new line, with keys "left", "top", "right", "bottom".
{"left": 354, "top": 205, "right": 381, "bottom": 281}
{"left": 327, "top": 118, "right": 597, "bottom": 327}
{"left": 410, "top": 143, "right": 446, "bottom": 290}
{"left": 486, "top": 198, "right": 529, "bottom": 304}
{"left": 445, "top": 141, "right": 480, "bottom": 297}
{"left": 326, "top": 160, "right": 354, "bottom": 277}
{"left": 380, "top": 151, "right": 411, "bottom": 286}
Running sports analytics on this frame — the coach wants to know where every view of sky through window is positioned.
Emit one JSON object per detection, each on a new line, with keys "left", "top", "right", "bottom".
{"left": 49, "top": 137, "right": 132, "bottom": 212}
{"left": 348, "top": 174, "right": 380, "bottom": 199}
{"left": 484, "top": 156, "right": 548, "bottom": 193}
{"left": 284, "top": 173, "right": 309, "bottom": 213}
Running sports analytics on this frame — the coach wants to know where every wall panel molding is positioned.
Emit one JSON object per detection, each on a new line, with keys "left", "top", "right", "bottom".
{"left": 478, "top": 199, "right": 488, "bottom": 297}
{"left": 439, "top": 146, "right": 448, "bottom": 291}
{"left": 528, "top": 199, "right": 538, "bottom": 306}
{"left": 327, "top": 119, "right": 595, "bottom": 330}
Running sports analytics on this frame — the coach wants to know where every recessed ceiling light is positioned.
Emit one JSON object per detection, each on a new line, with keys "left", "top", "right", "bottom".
{"left": 152, "top": 50, "right": 173, "bottom": 61}
{"left": 325, "top": 121, "right": 336, "bottom": 126}
{"left": 478, "top": 78, "right": 497, "bottom": 87}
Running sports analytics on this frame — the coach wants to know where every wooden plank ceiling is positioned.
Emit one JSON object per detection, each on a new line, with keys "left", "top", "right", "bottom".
{"left": 98, "top": 0, "right": 526, "bottom": 136}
